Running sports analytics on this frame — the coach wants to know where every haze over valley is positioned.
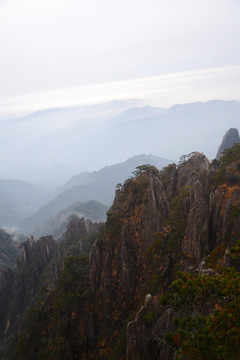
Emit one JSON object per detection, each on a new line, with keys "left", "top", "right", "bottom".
{"left": 0, "top": 99, "right": 239, "bottom": 236}
{"left": 1, "top": 99, "right": 240, "bottom": 185}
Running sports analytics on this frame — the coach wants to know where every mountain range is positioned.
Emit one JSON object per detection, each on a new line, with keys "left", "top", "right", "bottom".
{"left": 1, "top": 142, "right": 240, "bottom": 359}
{"left": 30, "top": 200, "right": 108, "bottom": 240}
{"left": 1, "top": 99, "right": 240, "bottom": 184}
{"left": 20, "top": 154, "right": 172, "bottom": 237}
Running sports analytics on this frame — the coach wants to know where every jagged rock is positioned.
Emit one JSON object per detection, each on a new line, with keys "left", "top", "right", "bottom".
{"left": 63, "top": 216, "right": 99, "bottom": 250}
{"left": 209, "top": 186, "right": 240, "bottom": 249}
{"left": 3, "top": 144, "right": 240, "bottom": 359}
{"left": 126, "top": 294, "right": 174, "bottom": 360}
{"left": 42, "top": 217, "right": 99, "bottom": 291}
{"left": 89, "top": 152, "right": 240, "bottom": 357}
{"left": 177, "top": 153, "right": 210, "bottom": 268}
{"left": 0, "top": 268, "right": 15, "bottom": 341}
{"left": 125, "top": 151, "right": 240, "bottom": 359}
{"left": 160, "top": 163, "right": 178, "bottom": 198}
{"left": 0, "top": 229, "right": 18, "bottom": 269}
{"left": 0, "top": 213, "right": 100, "bottom": 358}
{"left": 16, "top": 235, "right": 35, "bottom": 271}
{"left": 0, "top": 235, "right": 58, "bottom": 346}
{"left": 141, "top": 172, "right": 169, "bottom": 246}
{"left": 145, "top": 293, "right": 153, "bottom": 312}
{"left": 216, "top": 128, "right": 240, "bottom": 160}
{"left": 89, "top": 241, "right": 102, "bottom": 293}
{"left": 90, "top": 168, "right": 169, "bottom": 313}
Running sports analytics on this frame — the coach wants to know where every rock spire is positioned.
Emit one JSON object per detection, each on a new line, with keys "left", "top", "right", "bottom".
{"left": 216, "top": 128, "right": 240, "bottom": 160}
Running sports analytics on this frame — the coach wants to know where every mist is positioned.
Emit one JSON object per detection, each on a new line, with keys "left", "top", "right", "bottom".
{"left": 0, "top": 99, "right": 239, "bottom": 185}
{"left": 0, "top": 0, "right": 239, "bottom": 226}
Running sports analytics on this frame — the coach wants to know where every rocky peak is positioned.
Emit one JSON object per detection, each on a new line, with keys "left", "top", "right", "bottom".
{"left": 16, "top": 235, "right": 35, "bottom": 271}
{"left": 126, "top": 293, "right": 174, "bottom": 360}
{"left": 35, "top": 235, "right": 57, "bottom": 264}
{"left": 89, "top": 156, "right": 213, "bottom": 310}
{"left": 16, "top": 235, "right": 57, "bottom": 271}
{"left": 7, "top": 145, "right": 240, "bottom": 360}
{"left": 63, "top": 216, "right": 99, "bottom": 251}
{"left": 90, "top": 167, "right": 169, "bottom": 319}
{"left": 177, "top": 152, "right": 209, "bottom": 188}
{"left": 216, "top": 128, "right": 240, "bottom": 160}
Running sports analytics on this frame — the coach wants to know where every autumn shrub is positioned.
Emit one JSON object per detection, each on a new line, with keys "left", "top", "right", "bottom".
{"left": 205, "top": 244, "right": 226, "bottom": 269}
{"left": 164, "top": 268, "right": 240, "bottom": 360}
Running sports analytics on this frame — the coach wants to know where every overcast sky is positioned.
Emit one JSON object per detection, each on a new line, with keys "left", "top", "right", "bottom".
{"left": 0, "top": 0, "right": 240, "bottom": 117}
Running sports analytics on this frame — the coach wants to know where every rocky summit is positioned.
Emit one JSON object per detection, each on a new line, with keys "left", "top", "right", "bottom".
{"left": 1, "top": 145, "right": 240, "bottom": 359}
{"left": 216, "top": 127, "right": 240, "bottom": 160}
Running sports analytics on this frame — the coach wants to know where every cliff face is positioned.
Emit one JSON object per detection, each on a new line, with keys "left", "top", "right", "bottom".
{"left": 216, "top": 128, "right": 240, "bottom": 160}
{"left": 90, "top": 167, "right": 168, "bottom": 314}
{"left": 125, "top": 148, "right": 240, "bottom": 360}
{"left": 88, "top": 150, "right": 240, "bottom": 359}
{"left": 3, "top": 146, "right": 240, "bottom": 359}
{"left": 1, "top": 235, "right": 58, "bottom": 344}
{"left": 0, "top": 217, "right": 99, "bottom": 358}
{"left": 89, "top": 154, "right": 210, "bottom": 317}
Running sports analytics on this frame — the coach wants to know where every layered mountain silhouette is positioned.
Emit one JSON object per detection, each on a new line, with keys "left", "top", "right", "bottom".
{"left": 0, "top": 180, "right": 48, "bottom": 227}
{"left": 32, "top": 200, "right": 108, "bottom": 240}
{"left": 1, "top": 140, "right": 240, "bottom": 359}
{"left": 1, "top": 100, "right": 240, "bottom": 184}
{"left": 20, "top": 154, "right": 172, "bottom": 236}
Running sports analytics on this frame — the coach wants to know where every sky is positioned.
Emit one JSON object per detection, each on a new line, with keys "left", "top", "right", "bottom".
{"left": 0, "top": 0, "right": 240, "bottom": 118}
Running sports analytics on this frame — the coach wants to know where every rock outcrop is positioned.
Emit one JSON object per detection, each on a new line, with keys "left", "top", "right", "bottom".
{"left": 90, "top": 150, "right": 240, "bottom": 358}
{"left": 63, "top": 216, "right": 99, "bottom": 250}
{"left": 0, "top": 229, "right": 18, "bottom": 269}
{"left": 2, "top": 144, "right": 240, "bottom": 359}
{"left": 0, "top": 217, "right": 100, "bottom": 358}
{"left": 125, "top": 148, "right": 240, "bottom": 359}
{"left": 90, "top": 167, "right": 169, "bottom": 316}
{"left": 126, "top": 294, "right": 174, "bottom": 360}
{"left": 216, "top": 128, "right": 240, "bottom": 160}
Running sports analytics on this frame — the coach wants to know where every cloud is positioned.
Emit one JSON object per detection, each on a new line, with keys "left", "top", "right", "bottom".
{"left": 0, "top": 0, "right": 239, "bottom": 107}
{"left": 0, "top": 65, "right": 239, "bottom": 118}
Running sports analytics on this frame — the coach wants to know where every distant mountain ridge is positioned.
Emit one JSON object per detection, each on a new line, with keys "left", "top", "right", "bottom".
{"left": 108, "top": 105, "right": 164, "bottom": 125}
{"left": 0, "top": 180, "right": 48, "bottom": 227}
{"left": 1, "top": 99, "right": 240, "bottom": 184}
{"left": 20, "top": 154, "right": 172, "bottom": 236}
{"left": 33, "top": 200, "right": 108, "bottom": 240}
{"left": 54, "top": 153, "right": 172, "bottom": 196}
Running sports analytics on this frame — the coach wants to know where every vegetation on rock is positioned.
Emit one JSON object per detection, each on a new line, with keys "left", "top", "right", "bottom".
{"left": 1, "top": 144, "right": 240, "bottom": 359}
{"left": 165, "top": 268, "right": 240, "bottom": 360}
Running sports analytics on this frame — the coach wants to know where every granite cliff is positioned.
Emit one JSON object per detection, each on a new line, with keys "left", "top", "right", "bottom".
{"left": 1, "top": 144, "right": 240, "bottom": 359}
{"left": 216, "top": 128, "right": 240, "bottom": 160}
{"left": 0, "top": 217, "right": 100, "bottom": 359}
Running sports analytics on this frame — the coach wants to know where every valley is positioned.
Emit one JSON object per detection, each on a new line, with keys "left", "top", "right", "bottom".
{"left": 0, "top": 122, "right": 240, "bottom": 359}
